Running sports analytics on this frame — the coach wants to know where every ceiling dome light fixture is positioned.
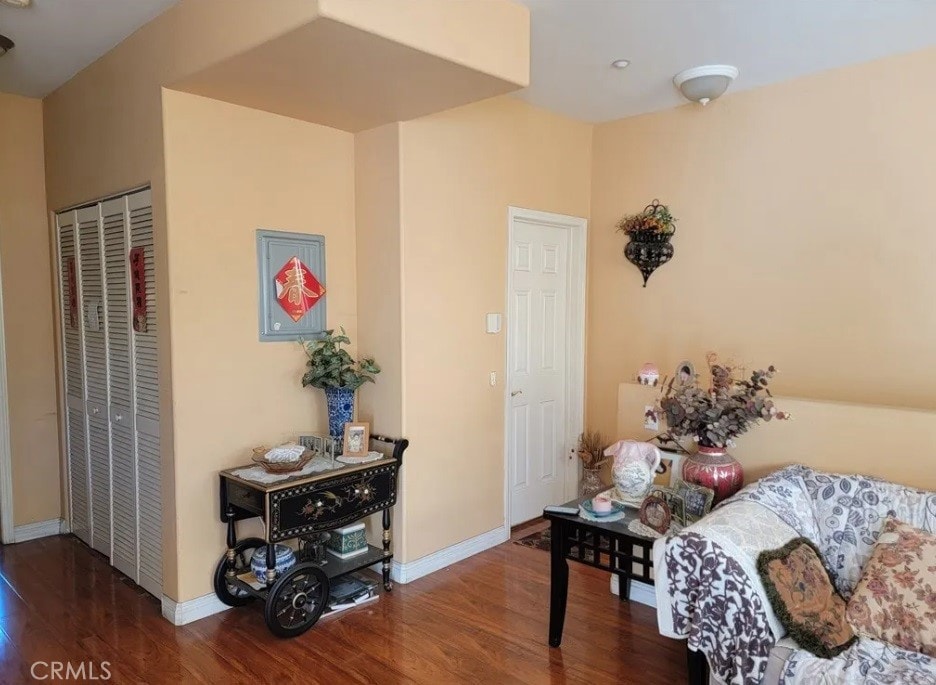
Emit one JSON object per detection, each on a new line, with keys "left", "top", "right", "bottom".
{"left": 0, "top": 34, "right": 13, "bottom": 58}
{"left": 673, "top": 65, "right": 739, "bottom": 106}
{"left": 611, "top": 59, "right": 631, "bottom": 69}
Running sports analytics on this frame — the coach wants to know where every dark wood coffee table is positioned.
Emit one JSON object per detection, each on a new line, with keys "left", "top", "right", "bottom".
{"left": 542, "top": 490, "right": 656, "bottom": 647}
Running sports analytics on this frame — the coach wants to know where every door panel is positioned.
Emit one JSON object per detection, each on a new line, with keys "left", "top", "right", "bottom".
{"left": 103, "top": 197, "right": 138, "bottom": 580}
{"left": 129, "top": 190, "right": 161, "bottom": 597}
{"left": 57, "top": 212, "right": 92, "bottom": 546}
{"left": 78, "top": 206, "right": 111, "bottom": 558}
{"left": 508, "top": 220, "right": 570, "bottom": 525}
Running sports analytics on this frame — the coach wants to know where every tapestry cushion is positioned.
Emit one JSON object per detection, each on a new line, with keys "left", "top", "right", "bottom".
{"left": 846, "top": 517, "right": 936, "bottom": 657}
{"left": 757, "top": 538, "right": 856, "bottom": 658}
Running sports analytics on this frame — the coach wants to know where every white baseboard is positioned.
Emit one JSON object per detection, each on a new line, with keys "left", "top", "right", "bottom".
{"left": 374, "top": 524, "right": 510, "bottom": 585}
{"left": 610, "top": 574, "right": 656, "bottom": 609}
{"left": 13, "top": 518, "right": 66, "bottom": 543}
{"left": 161, "top": 593, "right": 231, "bottom": 626}
{"left": 162, "top": 524, "right": 510, "bottom": 626}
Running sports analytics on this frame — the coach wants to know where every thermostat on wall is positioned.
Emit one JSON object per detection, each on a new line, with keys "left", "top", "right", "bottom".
{"left": 486, "top": 313, "right": 502, "bottom": 334}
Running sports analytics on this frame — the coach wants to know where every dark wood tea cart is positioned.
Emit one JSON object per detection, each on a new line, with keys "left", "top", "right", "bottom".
{"left": 214, "top": 434, "right": 407, "bottom": 637}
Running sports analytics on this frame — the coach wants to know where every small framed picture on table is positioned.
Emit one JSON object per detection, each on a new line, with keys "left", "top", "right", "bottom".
{"left": 650, "top": 485, "right": 687, "bottom": 526}
{"left": 674, "top": 480, "right": 715, "bottom": 524}
{"left": 342, "top": 422, "right": 370, "bottom": 457}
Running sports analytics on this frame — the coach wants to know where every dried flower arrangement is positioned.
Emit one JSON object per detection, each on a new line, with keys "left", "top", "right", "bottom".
{"left": 577, "top": 430, "right": 609, "bottom": 470}
{"left": 616, "top": 200, "right": 677, "bottom": 236}
{"left": 657, "top": 353, "right": 790, "bottom": 450}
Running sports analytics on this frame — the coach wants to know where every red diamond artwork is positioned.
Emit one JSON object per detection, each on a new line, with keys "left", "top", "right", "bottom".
{"left": 274, "top": 256, "right": 325, "bottom": 322}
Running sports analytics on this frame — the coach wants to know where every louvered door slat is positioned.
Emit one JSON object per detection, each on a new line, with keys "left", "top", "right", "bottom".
{"left": 57, "top": 211, "right": 91, "bottom": 546}
{"left": 103, "top": 197, "right": 137, "bottom": 580}
{"left": 78, "top": 206, "right": 111, "bottom": 559}
{"left": 130, "top": 189, "right": 161, "bottom": 597}
{"left": 67, "top": 411, "right": 90, "bottom": 541}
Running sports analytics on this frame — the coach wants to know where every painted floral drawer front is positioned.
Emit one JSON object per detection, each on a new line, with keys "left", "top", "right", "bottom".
{"left": 269, "top": 463, "right": 396, "bottom": 541}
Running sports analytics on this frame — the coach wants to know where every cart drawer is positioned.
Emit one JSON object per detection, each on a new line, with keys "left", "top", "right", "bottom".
{"left": 226, "top": 480, "right": 264, "bottom": 517}
{"left": 269, "top": 462, "right": 397, "bottom": 541}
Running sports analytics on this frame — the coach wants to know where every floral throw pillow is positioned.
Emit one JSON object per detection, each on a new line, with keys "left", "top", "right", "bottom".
{"left": 847, "top": 517, "right": 936, "bottom": 657}
{"left": 757, "top": 538, "right": 856, "bottom": 658}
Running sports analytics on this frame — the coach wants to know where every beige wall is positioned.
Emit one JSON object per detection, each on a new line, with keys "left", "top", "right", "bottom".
{"left": 355, "top": 123, "right": 404, "bottom": 439}
{"left": 398, "top": 97, "right": 592, "bottom": 560}
{"left": 0, "top": 93, "right": 61, "bottom": 527}
{"left": 41, "top": 0, "right": 319, "bottom": 597}
{"left": 588, "top": 47, "right": 936, "bottom": 442}
{"left": 354, "top": 123, "right": 406, "bottom": 556}
{"left": 162, "top": 91, "right": 356, "bottom": 601}
{"left": 615, "top": 383, "right": 936, "bottom": 491}
{"left": 41, "top": 0, "right": 525, "bottom": 600}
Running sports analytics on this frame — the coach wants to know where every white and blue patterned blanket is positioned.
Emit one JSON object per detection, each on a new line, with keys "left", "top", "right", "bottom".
{"left": 656, "top": 464, "right": 936, "bottom": 685}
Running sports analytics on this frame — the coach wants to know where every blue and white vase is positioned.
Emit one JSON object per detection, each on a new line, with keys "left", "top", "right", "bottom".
{"left": 324, "top": 387, "right": 355, "bottom": 441}
{"left": 251, "top": 544, "right": 296, "bottom": 583}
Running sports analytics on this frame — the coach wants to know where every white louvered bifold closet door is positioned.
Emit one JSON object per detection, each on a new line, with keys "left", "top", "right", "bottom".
{"left": 103, "top": 196, "right": 137, "bottom": 580}
{"left": 77, "top": 205, "right": 112, "bottom": 559}
{"left": 129, "top": 189, "right": 162, "bottom": 598}
{"left": 56, "top": 211, "right": 92, "bottom": 546}
{"left": 56, "top": 187, "right": 161, "bottom": 600}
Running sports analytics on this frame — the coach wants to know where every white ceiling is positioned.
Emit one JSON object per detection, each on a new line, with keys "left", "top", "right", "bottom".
{"left": 0, "top": 0, "right": 177, "bottom": 98}
{"left": 515, "top": 0, "right": 936, "bottom": 123}
{"left": 3, "top": 0, "right": 936, "bottom": 119}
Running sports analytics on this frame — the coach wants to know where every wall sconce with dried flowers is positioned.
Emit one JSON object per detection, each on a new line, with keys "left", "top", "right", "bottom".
{"left": 616, "top": 200, "right": 676, "bottom": 287}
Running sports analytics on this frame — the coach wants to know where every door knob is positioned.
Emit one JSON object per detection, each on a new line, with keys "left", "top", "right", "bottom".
{"left": 115, "top": 414, "right": 122, "bottom": 422}
{"left": 511, "top": 390, "right": 523, "bottom": 397}
{"left": 91, "top": 407, "right": 100, "bottom": 414}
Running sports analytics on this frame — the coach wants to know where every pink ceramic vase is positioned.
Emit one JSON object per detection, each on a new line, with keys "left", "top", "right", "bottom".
{"left": 681, "top": 446, "right": 743, "bottom": 505}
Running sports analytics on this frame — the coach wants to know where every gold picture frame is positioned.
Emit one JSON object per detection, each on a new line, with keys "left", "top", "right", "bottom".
{"left": 342, "top": 422, "right": 370, "bottom": 457}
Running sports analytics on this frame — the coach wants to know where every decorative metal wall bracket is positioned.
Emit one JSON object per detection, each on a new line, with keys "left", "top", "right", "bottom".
{"left": 624, "top": 232, "right": 674, "bottom": 287}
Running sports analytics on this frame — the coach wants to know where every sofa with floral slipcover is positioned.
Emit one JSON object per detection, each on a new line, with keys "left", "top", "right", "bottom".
{"left": 652, "top": 464, "right": 936, "bottom": 685}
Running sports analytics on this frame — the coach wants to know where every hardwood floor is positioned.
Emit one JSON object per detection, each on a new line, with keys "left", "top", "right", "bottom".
{"left": 0, "top": 529, "right": 687, "bottom": 684}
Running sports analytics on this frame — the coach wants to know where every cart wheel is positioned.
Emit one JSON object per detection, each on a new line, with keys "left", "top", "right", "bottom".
{"left": 264, "top": 563, "right": 329, "bottom": 638}
{"left": 213, "top": 537, "right": 265, "bottom": 607}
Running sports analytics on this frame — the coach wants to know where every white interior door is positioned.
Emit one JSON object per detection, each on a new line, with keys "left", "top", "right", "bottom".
{"left": 507, "top": 217, "right": 572, "bottom": 525}
{"left": 56, "top": 188, "right": 160, "bottom": 599}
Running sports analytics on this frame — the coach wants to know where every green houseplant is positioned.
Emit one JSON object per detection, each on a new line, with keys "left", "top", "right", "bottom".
{"left": 301, "top": 328, "right": 380, "bottom": 439}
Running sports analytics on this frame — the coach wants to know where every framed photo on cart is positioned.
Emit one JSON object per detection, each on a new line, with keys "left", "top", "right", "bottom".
{"left": 342, "top": 422, "right": 370, "bottom": 457}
